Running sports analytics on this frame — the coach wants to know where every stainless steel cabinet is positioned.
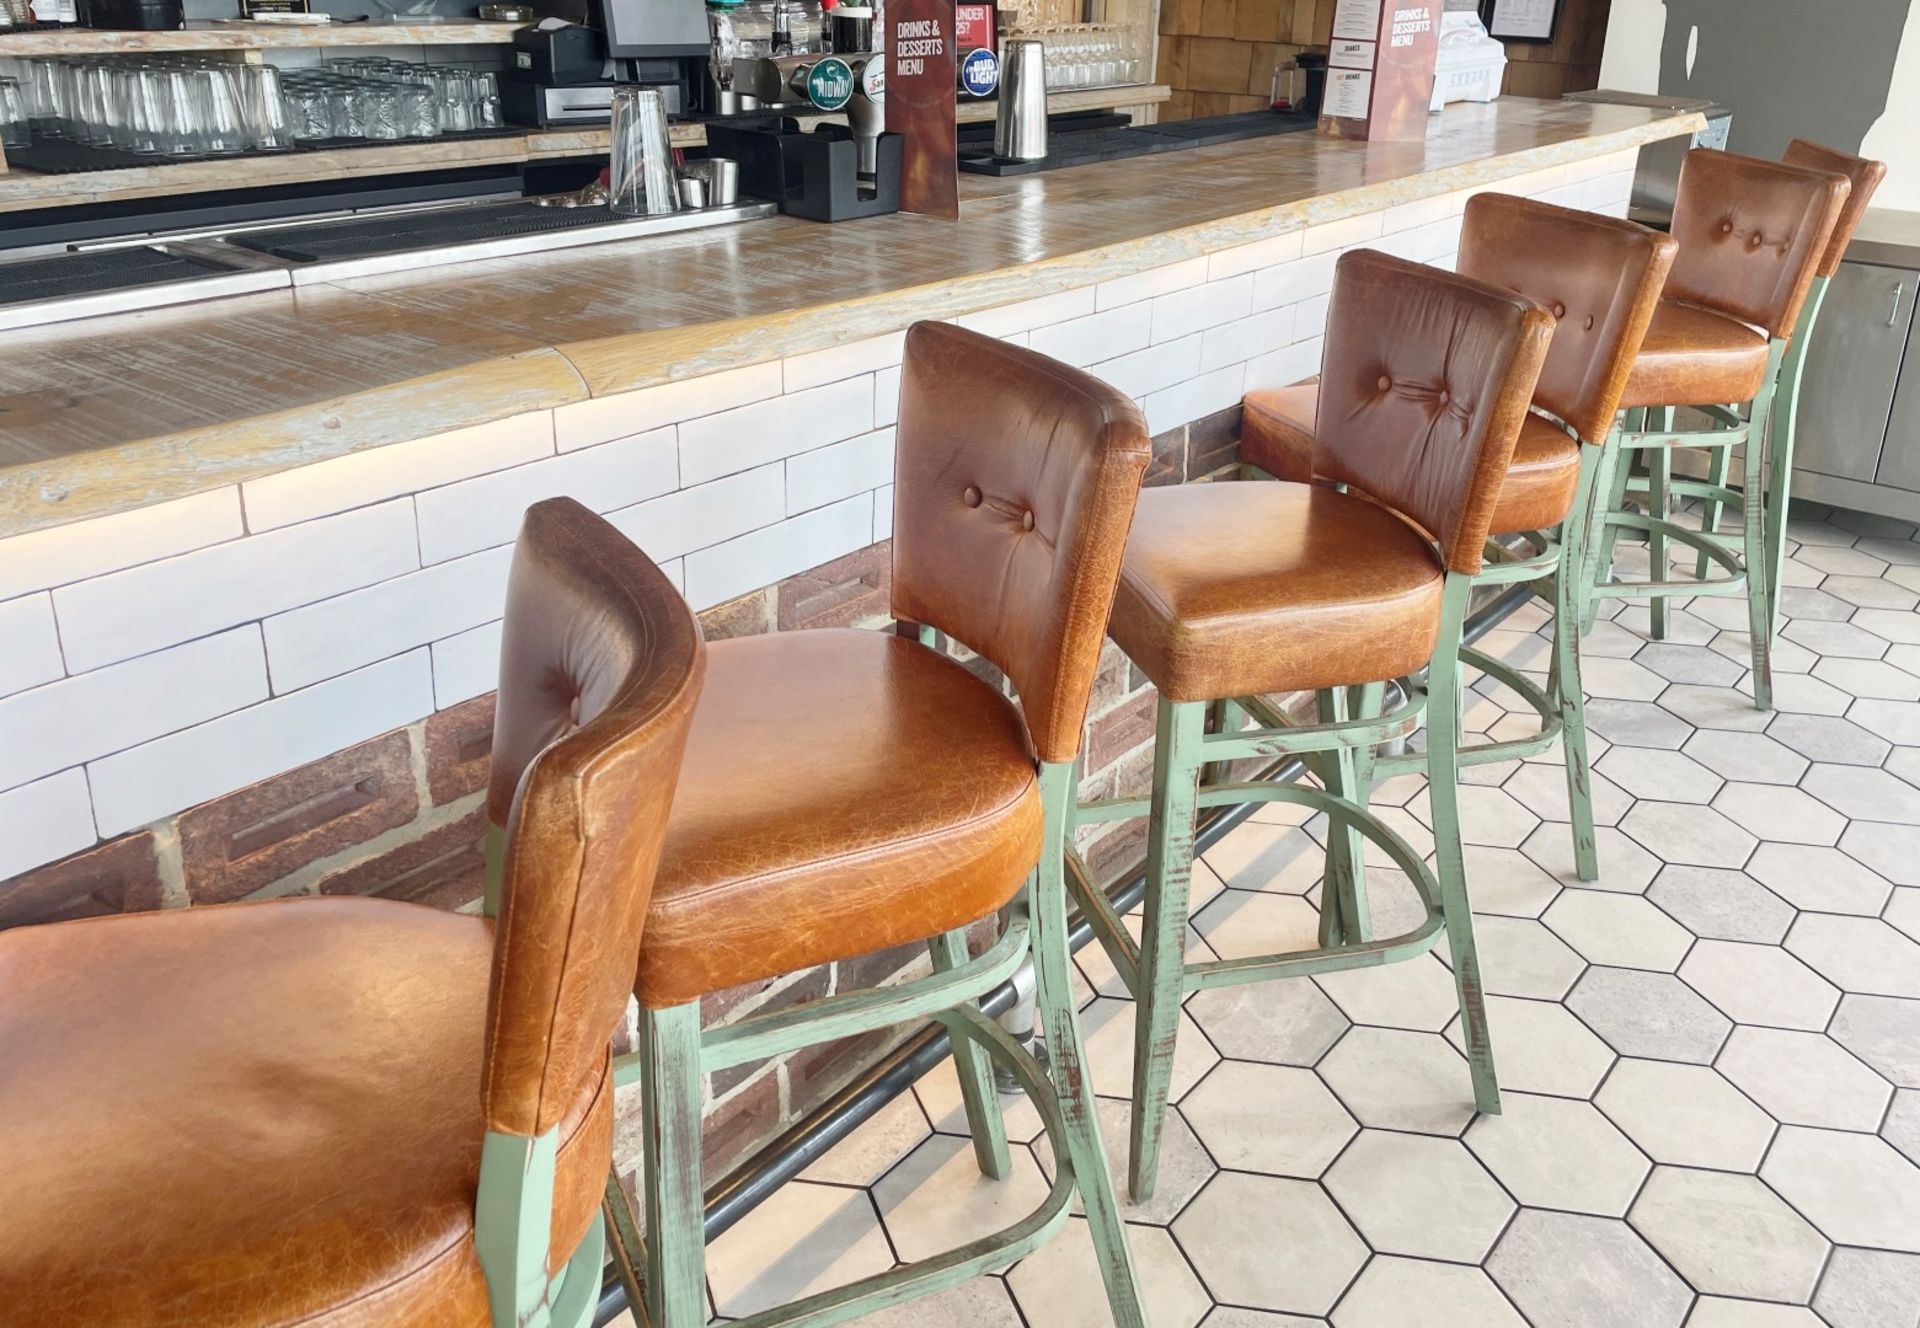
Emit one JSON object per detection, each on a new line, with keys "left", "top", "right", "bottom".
{"left": 1871, "top": 287, "right": 1920, "bottom": 492}
{"left": 1795, "top": 262, "right": 1916, "bottom": 484}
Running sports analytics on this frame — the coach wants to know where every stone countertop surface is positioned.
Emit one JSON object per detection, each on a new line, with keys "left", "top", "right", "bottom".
{"left": 0, "top": 97, "right": 1701, "bottom": 536}
{"left": 1847, "top": 207, "right": 1920, "bottom": 269}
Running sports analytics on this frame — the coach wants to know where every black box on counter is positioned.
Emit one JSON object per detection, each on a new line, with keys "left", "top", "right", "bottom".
{"left": 706, "top": 120, "right": 902, "bottom": 223}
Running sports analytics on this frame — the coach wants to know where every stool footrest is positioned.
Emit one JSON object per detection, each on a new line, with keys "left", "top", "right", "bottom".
{"left": 722, "top": 1009, "right": 1079, "bottom": 1328}
{"left": 1590, "top": 509, "right": 1748, "bottom": 602}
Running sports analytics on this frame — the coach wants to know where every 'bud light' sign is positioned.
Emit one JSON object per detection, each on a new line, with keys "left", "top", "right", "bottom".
{"left": 959, "top": 46, "right": 999, "bottom": 97}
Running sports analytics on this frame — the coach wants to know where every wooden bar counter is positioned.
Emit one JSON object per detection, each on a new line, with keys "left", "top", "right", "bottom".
{"left": 0, "top": 96, "right": 1699, "bottom": 538}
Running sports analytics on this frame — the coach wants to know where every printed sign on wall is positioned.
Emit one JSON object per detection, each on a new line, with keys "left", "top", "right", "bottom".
{"left": 886, "top": 0, "right": 959, "bottom": 219}
{"left": 1319, "top": 0, "right": 1441, "bottom": 142}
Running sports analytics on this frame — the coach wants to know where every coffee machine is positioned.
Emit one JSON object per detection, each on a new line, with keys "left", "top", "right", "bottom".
{"left": 503, "top": 0, "right": 710, "bottom": 127}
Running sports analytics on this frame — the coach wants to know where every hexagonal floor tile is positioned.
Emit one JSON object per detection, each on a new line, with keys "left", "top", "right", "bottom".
{"left": 1767, "top": 713, "right": 1894, "bottom": 766}
{"left": 1848, "top": 699, "right": 1920, "bottom": 745}
{"left": 1711, "top": 782, "right": 1846, "bottom": 847}
{"left": 1324, "top": 1131, "right": 1514, "bottom": 1261}
{"left": 1446, "top": 992, "right": 1614, "bottom": 1097}
{"left": 1567, "top": 966, "right": 1733, "bottom": 1063}
{"left": 707, "top": 1179, "right": 896, "bottom": 1319}
{"left": 1796, "top": 543, "right": 1890, "bottom": 576}
{"left": 802, "top": 1090, "right": 933, "bottom": 1186}
{"left": 1814, "top": 656, "right": 1920, "bottom": 699}
{"left": 1330, "top": 1257, "right": 1525, "bottom": 1328}
{"left": 1447, "top": 915, "right": 1586, "bottom": 998}
{"left": 1596, "top": 746, "right": 1725, "bottom": 803}
{"left": 1079, "top": 997, "right": 1219, "bottom": 1104}
{"left": 1184, "top": 975, "right": 1348, "bottom": 1066}
{"left": 1679, "top": 940, "right": 1840, "bottom": 1031}
{"left": 1007, "top": 1218, "right": 1212, "bottom": 1328}
{"left": 1466, "top": 1092, "right": 1649, "bottom": 1215}
{"left": 1636, "top": 642, "right": 1748, "bottom": 687}
{"left": 1685, "top": 1300, "right": 1823, "bottom": 1327}
{"left": 1202, "top": 820, "right": 1328, "bottom": 895}
{"left": 1751, "top": 671, "right": 1855, "bottom": 716}
{"left": 1173, "top": 1173, "right": 1366, "bottom": 1316}
{"left": 1032, "top": 1094, "right": 1213, "bottom": 1227}
{"left": 1521, "top": 823, "right": 1661, "bottom": 892}
{"left": 1621, "top": 801, "right": 1757, "bottom": 868}
{"left": 1761, "top": 1126, "right": 1920, "bottom": 1251}
{"left": 918, "top": 1055, "right": 1044, "bottom": 1144}
{"left": 1830, "top": 994, "right": 1920, "bottom": 1089}
{"left": 1824, "top": 577, "right": 1920, "bottom": 612}
{"left": 1457, "top": 844, "right": 1563, "bottom": 917}
{"left": 1839, "top": 820, "right": 1920, "bottom": 886}
{"left": 1884, "top": 1090, "right": 1920, "bottom": 1167}
{"left": 1892, "top": 888, "right": 1920, "bottom": 944}
{"left": 1487, "top": 1209, "right": 1690, "bottom": 1328}
{"left": 1500, "top": 760, "right": 1633, "bottom": 827}
{"left": 1785, "top": 914, "right": 1920, "bottom": 998}
{"left": 1813, "top": 1247, "right": 1920, "bottom": 1328}
{"left": 1747, "top": 842, "right": 1893, "bottom": 914}
{"left": 1595, "top": 1057, "right": 1773, "bottom": 1171}
{"left": 1586, "top": 698, "right": 1697, "bottom": 748}
{"left": 1660, "top": 685, "right": 1775, "bottom": 733}
{"left": 828, "top": 1276, "right": 1024, "bottom": 1328}
{"left": 1316, "top": 1025, "right": 1477, "bottom": 1136}
{"left": 1180, "top": 1061, "right": 1356, "bottom": 1178}
{"left": 1716, "top": 1025, "right": 1893, "bottom": 1130}
{"left": 1192, "top": 889, "right": 1321, "bottom": 961}
{"left": 1543, "top": 890, "right": 1693, "bottom": 971}
{"left": 1629, "top": 1166, "right": 1829, "bottom": 1302}
{"left": 872, "top": 1135, "right": 1052, "bottom": 1263}
{"left": 1806, "top": 764, "right": 1920, "bottom": 824}
{"left": 1646, "top": 864, "right": 1796, "bottom": 943}
{"left": 1681, "top": 728, "right": 1810, "bottom": 785}
{"left": 1782, "top": 618, "right": 1890, "bottom": 658}
{"left": 1406, "top": 783, "right": 1540, "bottom": 849}
{"left": 1313, "top": 953, "right": 1461, "bottom": 1032}
{"left": 1582, "top": 654, "right": 1671, "bottom": 701}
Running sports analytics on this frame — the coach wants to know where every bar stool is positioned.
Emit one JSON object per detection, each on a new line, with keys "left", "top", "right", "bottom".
{"left": 1681, "top": 142, "right": 1886, "bottom": 671}
{"left": 0, "top": 497, "right": 703, "bottom": 1328}
{"left": 1236, "top": 195, "right": 1677, "bottom": 882}
{"left": 603, "top": 322, "right": 1154, "bottom": 1328}
{"left": 1074, "top": 249, "right": 1554, "bottom": 1199}
{"left": 1578, "top": 148, "right": 1854, "bottom": 709}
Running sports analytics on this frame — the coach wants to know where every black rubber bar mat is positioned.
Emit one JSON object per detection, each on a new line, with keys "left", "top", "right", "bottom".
{"left": 1134, "top": 108, "right": 1320, "bottom": 145}
{"left": 227, "top": 200, "right": 623, "bottom": 263}
{"left": 0, "top": 246, "right": 235, "bottom": 308}
{"left": 959, "top": 126, "right": 1193, "bottom": 176}
{"left": 6, "top": 126, "right": 517, "bottom": 175}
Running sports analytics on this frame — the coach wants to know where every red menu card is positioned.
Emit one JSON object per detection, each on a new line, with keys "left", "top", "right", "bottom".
{"left": 1318, "top": 0, "right": 1441, "bottom": 142}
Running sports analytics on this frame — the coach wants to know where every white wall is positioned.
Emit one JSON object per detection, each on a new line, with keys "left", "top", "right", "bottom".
{"left": 1863, "top": 1, "right": 1920, "bottom": 212}
{"left": 1597, "top": 0, "right": 1665, "bottom": 94}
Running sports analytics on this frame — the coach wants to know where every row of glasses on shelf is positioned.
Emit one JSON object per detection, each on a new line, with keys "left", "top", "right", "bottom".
{"left": 1026, "top": 24, "right": 1144, "bottom": 90}
{"left": 0, "top": 52, "right": 504, "bottom": 159}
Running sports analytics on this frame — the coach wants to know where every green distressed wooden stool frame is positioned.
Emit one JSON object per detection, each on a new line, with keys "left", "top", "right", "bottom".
{"left": 1070, "top": 572, "right": 1502, "bottom": 1200}
{"left": 1581, "top": 277, "right": 1829, "bottom": 712}
{"left": 596, "top": 628, "right": 1149, "bottom": 1328}
{"left": 471, "top": 826, "right": 614, "bottom": 1328}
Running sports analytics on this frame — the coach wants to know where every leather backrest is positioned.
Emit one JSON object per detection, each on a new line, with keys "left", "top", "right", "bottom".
{"left": 1458, "top": 193, "right": 1677, "bottom": 445}
{"left": 892, "top": 321, "right": 1152, "bottom": 765}
{"left": 1783, "top": 139, "right": 1888, "bottom": 278}
{"left": 1666, "top": 148, "right": 1851, "bottom": 338}
{"left": 483, "top": 497, "right": 704, "bottom": 1137}
{"left": 1313, "top": 250, "right": 1555, "bottom": 576}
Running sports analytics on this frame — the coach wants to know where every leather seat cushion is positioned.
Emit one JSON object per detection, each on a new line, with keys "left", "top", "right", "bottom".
{"left": 1110, "top": 481, "right": 1447, "bottom": 704}
{"left": 1243, "top": 386, "right": 1582, "bottom": 534}
{"left": 1620, "top": 299, "right": 1772, "bottom": 409}
{"left": 637, "top": 629, "right": 1043, "bottom": 1008}
{"left": 0, "top": 898, "right": 610, "bottom": 1328}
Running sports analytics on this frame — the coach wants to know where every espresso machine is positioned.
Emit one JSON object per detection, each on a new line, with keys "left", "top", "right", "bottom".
{"left": 503, "top": 0, "right": 711, "bottom": 127}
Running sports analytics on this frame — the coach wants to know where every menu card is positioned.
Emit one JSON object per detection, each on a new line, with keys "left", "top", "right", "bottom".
{"left": 886, "top": 0, "right": 960, "bottom": 219}
{"left": 1318, "top": 0, "right": 1441, "bottom": 142}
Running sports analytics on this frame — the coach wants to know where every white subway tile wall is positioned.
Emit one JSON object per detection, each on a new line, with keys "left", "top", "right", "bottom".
{"left": 0, "top": 153, "right": 1638, "bottom": 876}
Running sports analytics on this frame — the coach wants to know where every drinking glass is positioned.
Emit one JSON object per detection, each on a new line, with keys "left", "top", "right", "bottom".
{"left": 608, "top": 85, "right": 678, "bottom": 216}
{"left": 0, "top": 76, "right": 27, "bottom": 149}
{"left": 397, "top": 83, "right": 437, "bottom": 138}
{"left": 327, "top": 82, "right": 367, "bottom": 138}
{"left": 191, "top": 66, "right": 246, "bottom": 153}
{"left": 362, "top": 83, "right": 401, "bottom": 140}
{"left": 285, "top": 82, "right": 333, "bottom": 140}
{"left": 240, "top": 64, "right": 292, "bottom": 149}
{"left": 436, "top": 70, "right": 475, "bottom": 132}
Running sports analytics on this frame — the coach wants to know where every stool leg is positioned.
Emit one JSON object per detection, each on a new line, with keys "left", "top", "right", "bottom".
{"left": 1317, "top": 685, "right": 1379, "bottom": 948}
{"left": 1426, "top": 574, "right": 1500, "bottom": 1115}
{"left": 930, "top": 928, "right": 1013, "bottom": 1181}
{"left": 1647, "top": 411, "right": 1673, "bottom": 640}
{"left": 1746, "top": 370, "right": 1783, "bottom": 711}
{"left": 1035, "top": 762, "right": 1148, "bottom": 1327}
{"left": 1130, "top": 698, "right": 1203, "bottom": 1203}
{"left": 639, "top": 1002, "right": 707, "bottom": 1328}
{"left": 1581, "top": 414, "right": 1632, "bottom": 633}
{"left": 1695, "top": 445, "right": 1731, "bottom": 581}
{"left": 1767, "top": 297, "right": 1820, "bottom": 682}
{"left": 1556, "top": 449, "right": 1603, "bottom": 883}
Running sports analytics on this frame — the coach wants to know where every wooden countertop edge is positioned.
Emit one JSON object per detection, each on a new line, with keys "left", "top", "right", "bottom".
{"left": 560, "top": 110, "right": 1707, "bottom": 397}
{"left": 0, "top": 348, "right": 588, "bottom": 536}
{"left": 0, "top": 108, "right": 1702, "bottom": 538}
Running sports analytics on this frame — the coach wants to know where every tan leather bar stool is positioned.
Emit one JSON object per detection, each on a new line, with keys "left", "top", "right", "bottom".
{"left": 602, "top": 322, "right": 1154, "bottom": 1328}
{"left": 0, "top": 497, "right": 703, "bottom": 1328}
{"left": 1238, "top": 195, "right": 1678, "bottom": 882}
{"left": 1073, "top": 250, "right": 1554, "bottom": 1199}
{"left": 1580, "top": 148, "right": 1853, "bottom": 709}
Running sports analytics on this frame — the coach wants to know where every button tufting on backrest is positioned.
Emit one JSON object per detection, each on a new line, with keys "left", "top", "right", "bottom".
{"left": 1455, "top": 192, "right": 1677, "bottom": 446}
{"left": 962, "top": 485, "right": 982, "bottom": 507}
